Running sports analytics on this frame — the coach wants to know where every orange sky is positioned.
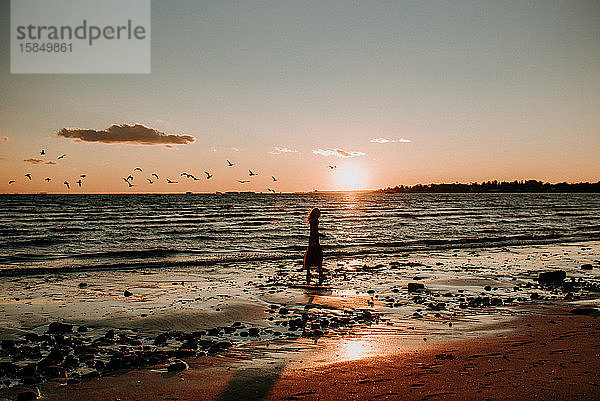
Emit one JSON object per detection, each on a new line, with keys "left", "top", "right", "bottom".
{"left": 1, "top": 1, "right": 599, "bottom": 193}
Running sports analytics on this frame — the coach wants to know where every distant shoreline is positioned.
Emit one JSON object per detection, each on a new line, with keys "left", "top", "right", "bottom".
{"left": 1, "top": 179, "right": 600, "bottom": 194}
{"left": 378, "top": 179, "right": 600, "bottom": 193}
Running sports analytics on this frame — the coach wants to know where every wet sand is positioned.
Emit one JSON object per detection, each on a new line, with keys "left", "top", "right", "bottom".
{"left": 267, "top": 309, "right": 600, "bottom": 401}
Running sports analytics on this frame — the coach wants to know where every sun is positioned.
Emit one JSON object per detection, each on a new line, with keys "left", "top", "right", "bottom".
{"left": 336, "top": 165, "right": 367, "bottom": 190}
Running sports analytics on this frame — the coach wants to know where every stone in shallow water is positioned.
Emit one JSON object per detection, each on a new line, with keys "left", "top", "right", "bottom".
{"left": 47, "top": 322, "right": 73, "bottom": 334}
{"left": 537, "top": 270, "right": 566, "bottom": 286}
{"left": 408, "top": 282, "right": 425, "bottom": 292}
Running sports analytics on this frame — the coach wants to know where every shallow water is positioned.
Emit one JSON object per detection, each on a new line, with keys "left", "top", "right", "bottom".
{"left": 1, "top": 193, "right": 599, "bottom": 273}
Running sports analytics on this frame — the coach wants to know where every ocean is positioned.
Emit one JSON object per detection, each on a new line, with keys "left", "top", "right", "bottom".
{"left": 1, "top": 193, "right": 599, "bottom": 274}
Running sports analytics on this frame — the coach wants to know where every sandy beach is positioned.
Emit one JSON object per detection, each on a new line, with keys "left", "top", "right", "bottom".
{"left": 1, "top": 241, "right": 599, "bottom": 400}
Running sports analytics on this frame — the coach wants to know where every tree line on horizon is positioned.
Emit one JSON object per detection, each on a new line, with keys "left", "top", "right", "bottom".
{"left": 378, "top": 180, "right": 600, "bottom": 193}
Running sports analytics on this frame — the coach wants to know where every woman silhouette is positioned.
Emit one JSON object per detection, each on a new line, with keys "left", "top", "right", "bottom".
{"left": 304, "top": 207, "right": 324, "bottom": 285}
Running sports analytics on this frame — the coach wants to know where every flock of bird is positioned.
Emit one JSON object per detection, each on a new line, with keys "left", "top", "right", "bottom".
{"left": 119, "top": 163, "right": 280, "bottom": 191}
{"left": 8, "top": 147, "right": 340, "bottom": 192}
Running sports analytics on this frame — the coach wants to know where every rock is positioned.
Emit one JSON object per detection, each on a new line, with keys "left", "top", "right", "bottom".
{"left": 47, "top": 322, "right": 73, "bottom": 334}
{"left": 77, "top": 326, "right": 88, "bottom": 333}
{"left": 167, "top": 360, "right": 188, "bottom": 372}
{"left": 435, "top": 353, "right": 455, "bottom": 360}
{"left": 45, "top": 348, "right": 65, "bottom": 364}
{"left": 25, "top": 333, "right": 41, "bottom": 343}
{"left": 484, "top": 285, "right": 491, "bottom": 291}
{"left": 154, "top": 333, "right": 167, "bottom": 345}
{"left": 490, "top": 298, "right": 503, "bottom": 306}
{"left": 407, "top": 282, "right": 425, "bottom": 292}
{"left": 279, "top": 307, "right": 289, "bottom": 315}
{"left": 581, "top": 264, "right": 593, "bottom": 270}
{"left": 104, "top": 330, "right": 115, "bottom": 339}
{"left": 0, "top": 362, "right": 18, "bottom": 377}
{"left": 570, "top": 307, "right": 597, "bottom": 315}
{"left": 81, "top": 371, "right": 100, "bottom": 379}
{"left": 123, "top": 290, "right": 133, "bottom": 297}
{"left": 181, "top": 339, "right": 197, "bottom": 350}
{"left": 530, "top": 293, "right": 540, "bottom": 300}
{"left": 1, "top": 339, "right": 15, "bottom": 350}
{"left": 78, "top": 282, "right": 88, "bottom": 288}
{"left": 207, "top": 328, "right": 221, "bottom": 336}
{"left": 537, "top": 270, "right": 566, "bottom": 286}
{"left": 248, "top": 327, "right": 260, "bottom": 337}
{"left": 17, "top": 391, "right": 38, "bottom": 401}
{"left": 17, "top": 364, "right": 37, "bottom": 378}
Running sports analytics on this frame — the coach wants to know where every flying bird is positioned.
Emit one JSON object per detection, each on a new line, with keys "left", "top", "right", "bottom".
{"left": 205, "top": 171, "right": 213, "bottom": 179}
{"left": 58, "top": 154, "right": 66, "bottom": 159}
{"left": 127, "top": 181, "right": 133, "bottom": 187}
{"left": 248, "top": 170, "right": 258, "bottom": 176}
{"left": 189, "top": 175, "right": 199, "bottom": 181}
{"left": 76, "top": 179, "right": 83, "bottom": 187}
{"left": 267, "top": 188, "right": 276, "bottom": 193}
{"left": 227, "top": 160, "right": 234, "bottom": 167}
{"left": 271, "top": 176, "right": 277, "bottom": 182}
{"left": 152, "top": 173, "right": 159, "bottom": 179}
{"left": 40, "top": 149, "right": 45, "bottom": 155}
{"left": 238, "top": 180, "right": 250, "bottom": 183}
{"left": 134, "top": 167, "right": 143, "bottom": 172}
{"left": 80, "top": 174, "right": 86, "bottom": 178}
{"left": 8, "top": 180, "right": 15, "bottom": 184}
{"left": 328, "top": 165, "right": 337, "bottom": 169}
{"left": 127, "top": 175, "right": 134, "bottom": 181}
{"left": 122, "top": 177, "right": 130, "bottom": 183}
{"left": 180, "top": 172, "right": 190, "bottom": 177}
{"left": 24, "top": 174, "right": 32, "bottom": 180}
{"left": 167, "top": 179, "right": 178, "bottom": 184}
{"left": 45, "top": 178, "right": 51, "bottom": 182}
{"left": 64, "top": 181, "right": 70, "bottom": 189}
{"left": 147, "top": 179, "right": 153, "bottom": 184}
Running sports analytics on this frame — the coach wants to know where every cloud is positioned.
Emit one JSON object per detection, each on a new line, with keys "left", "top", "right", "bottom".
{"left": 24, "top": 158, "right": 57, "bottom": 165}
{"left": 56, "top": 124, "right": 195, "bottom": 145}
{"left": 370, "top": 137, "right": 411, "bottom": 143}
{"left": 1, "top": 136, "right": 8, "bottom": 142}
{"left": 312, "top": 148, "right": 366, "bottom": 158}
{"left": 270, "top": 146, "right": 298, "bottom": 155}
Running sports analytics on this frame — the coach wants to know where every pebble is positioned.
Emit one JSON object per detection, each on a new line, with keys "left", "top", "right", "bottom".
{"left": 167, "top": 360, "right": 188, "bottom": 372}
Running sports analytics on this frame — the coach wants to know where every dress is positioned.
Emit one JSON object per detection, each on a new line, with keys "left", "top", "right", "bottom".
{"left": 304, "top": 219, "right": 323, "bottom": 268}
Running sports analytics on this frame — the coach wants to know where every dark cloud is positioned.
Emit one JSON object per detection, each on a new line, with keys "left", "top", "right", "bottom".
{"left": 24, "top": 158, "right": 57, "bottom": 165}
{"left": 56, "top": 124, "right": 195, "bottom": 145}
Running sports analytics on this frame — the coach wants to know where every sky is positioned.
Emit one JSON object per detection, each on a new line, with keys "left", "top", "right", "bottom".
{"left": 1, "top": 0, "right": 599, "bottom": 193}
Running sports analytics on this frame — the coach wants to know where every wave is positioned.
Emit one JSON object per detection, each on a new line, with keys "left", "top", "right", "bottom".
{"left": 1, "top": 232, "right": 599, "bottom": 277}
